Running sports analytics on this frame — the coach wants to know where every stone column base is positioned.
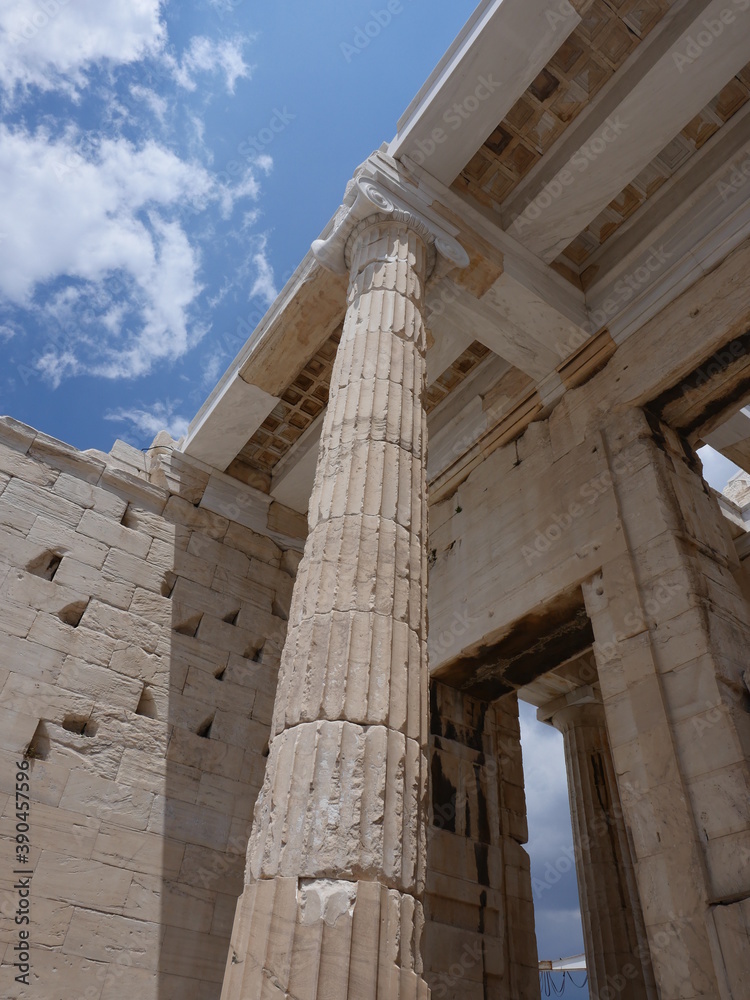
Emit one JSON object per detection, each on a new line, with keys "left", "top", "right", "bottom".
{"left": 221, "top": 877, "right": 429, "bottom": 999}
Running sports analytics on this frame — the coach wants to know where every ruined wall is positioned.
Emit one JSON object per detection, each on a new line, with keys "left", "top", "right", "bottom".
{"left": 0, "top": 416, "right": 305, "bottom": 999}
{"left": 426, "top": 392, "right": 750, "bottom": 998}
{"left": 425, "top": 682, "right": 539, "bottom": 1000}
{"left": 580, "top": 410, "right": 750, "bottom": 999}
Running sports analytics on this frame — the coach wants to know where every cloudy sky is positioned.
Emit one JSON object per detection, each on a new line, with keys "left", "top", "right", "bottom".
{"left": 0, "top": 3, "right": 741, "bottom": 994}
{"left": 0, "top": 0, "right": 479, "bottom": 452}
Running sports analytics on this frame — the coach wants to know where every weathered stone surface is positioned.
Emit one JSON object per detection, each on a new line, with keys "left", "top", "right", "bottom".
{"left": 224, "top": 520, "right": 282, "bottom": 565}
{"left": 55, "top": 556, "right": 136, "bottom": 610}
{"left": 100, "top": 464, "right": 168, "bottom": 512}
{"left": 102, "top": 547, "right": 167, "bottom": 593}
{"left": 63, "top": 907, "right": 160, "bottom": 971}
{"left": 3, "top": 568, "right": 89, "bottom": 616}
{"left": 149, "top": 449, "right": 211, "bottom": 506}
{"left": 53, "top": 472, "right": 128, "bottom": 520}
{"left": 0, "top": 415, "right": 38, "bottom": 451}
{"left": 28, "top": 514, "right": 110, "bottom": 568}
{"left": 0, "top": 441, "right": 59, "bottom": 487}
{"left": 542, "top": 695, "right": 656, "bottom": 1000}
{"left": 0, "top": 426, "right": 294, "bottom": 1000}
{"left": 0, "top": 672, "right": 94, "bottom": 722}
{"left": 0, "top": 494, "right": 36, "bottom": 536}
{"left": 223, "top": 215, "right": 434, "bottom": 999}
{"left": 57, "top": 657, "right": 143, "bottom": 711}
{"left": 77, "top": 508, "right": 151, "bottom": 557}
{"left": 249, "top": 721, "right": 422, "bottom": 887}
{"left": 3, "top": 477, "right": 85, "bottom": 528}
{"left": 425, "top": 685, "right": 539, "bottom": 1000}
{"left": 165, "top": 494, "right": 229, "bottom": 540}
{"left": 0, "top": 525, "right": 51, "bottom": 573}
{"left": 35, "top": 852, "right": 135, "bottom": 909}
{"left": 221, "top": 877, "right": 427, "bottom": 1000}
{"left": 0, "top": 706, "right": 39, "bottom": 754}
{"left": 29, "top": 430, "right": 107, "bottom": 480}
{"left": 0, "top": 601, "right": 37, "bottom": 640}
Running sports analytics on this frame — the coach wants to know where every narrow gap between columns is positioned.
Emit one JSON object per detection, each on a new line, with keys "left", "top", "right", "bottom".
{"left": 518, "top": 701, "right": 588, "bottom": 997}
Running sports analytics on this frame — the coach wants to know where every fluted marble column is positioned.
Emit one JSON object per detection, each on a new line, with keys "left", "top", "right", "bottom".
{"left": 540, "top": 691, "right": 657, "bottom": 1000}
{"left": 221, "top": 184, "right": 465, "bottom": 998}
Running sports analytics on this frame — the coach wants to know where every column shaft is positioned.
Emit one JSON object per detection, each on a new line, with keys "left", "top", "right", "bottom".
{"left": 221, "top": 215, "right": 432, "bottom": 1000}
{"left": 549, "top": 703, "right": 656, "bottom": 1000}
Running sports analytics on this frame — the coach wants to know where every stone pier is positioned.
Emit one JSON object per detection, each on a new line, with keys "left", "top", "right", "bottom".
{"left": 581, "top": 409, "right": 750, "bottom": 999}
{"left": 539, "top": 689, "right": 656, "bottom": 1000}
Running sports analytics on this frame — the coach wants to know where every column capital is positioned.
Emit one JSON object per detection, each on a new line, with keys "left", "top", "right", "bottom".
{"left": 312, "top": 156, "right": 470, "bottom": 277}
{"left": 537, "top": 684, "right": 604, "bottom": 732}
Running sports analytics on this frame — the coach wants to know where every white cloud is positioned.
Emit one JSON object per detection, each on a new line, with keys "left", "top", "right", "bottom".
{"left": 130, "top": 84, "right": 168, "bottom": 123}
{"left": 0, "top": 124, "right": 271, "bottom": 384}
{"left": 92, "top": 218, "right": 206, "bottom": 380}
{"left": 0, "top": 0, "right": 166, "bottom": 95}
{"left": 218, "top": 166, "right": 261, "bottom": 218}
{"left": 169, "top": 36, "right": 251, "bottom": 94}
{"left": 105, "top": 399, "right": 190, "bottom": 444}
{"left": 249, "top": 237, "right": 278, "bottom": 305}
{"left": 254, "top": 153, "right": 273, "bottom": 175}
{"left": 200, "top": 354, "right": 223, "bottom": 390}
{"left": 519, "top": 703, "right": 572, "bottom": 862}
{"left": 34, "top": 349, "right": 80, "bottom": 387}
{"left": 0, "top": 125, "right": 217, "bottom": 380}
{"left": 0, "top": 126, "right": 214, "bottom": 306}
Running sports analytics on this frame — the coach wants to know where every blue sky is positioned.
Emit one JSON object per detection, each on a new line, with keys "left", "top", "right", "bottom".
{"left": 0, "top": 2, "right": 741, "bottom": 992}
{"left": 0, "top": 0, "right": 481, "bottom": 452}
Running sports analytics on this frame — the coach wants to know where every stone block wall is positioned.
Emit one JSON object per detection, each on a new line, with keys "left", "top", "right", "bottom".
{"left": 0, "top": 417, "right": 305, "bottom": 1000}
{"left": 425, "top": 682, "right": 539, "bottom": 1000}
